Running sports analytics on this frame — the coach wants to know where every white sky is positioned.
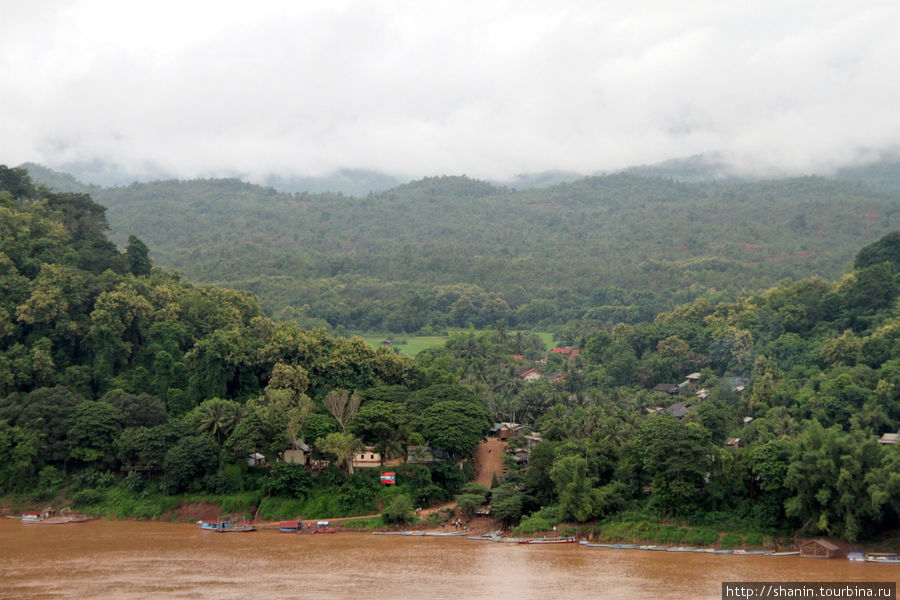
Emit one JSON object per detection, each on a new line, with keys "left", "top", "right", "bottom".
{"left": 2, "top": 0, "right": 899, "bottom": 181}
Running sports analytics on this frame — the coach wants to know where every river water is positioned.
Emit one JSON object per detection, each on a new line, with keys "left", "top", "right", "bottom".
{"left": 1, "top": 520, "right": 896, "bottom": 599}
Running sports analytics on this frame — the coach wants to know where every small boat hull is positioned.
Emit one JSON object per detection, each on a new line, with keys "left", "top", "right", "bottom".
{"left": 518, "top": 537, "right": 577, "bottom": 544}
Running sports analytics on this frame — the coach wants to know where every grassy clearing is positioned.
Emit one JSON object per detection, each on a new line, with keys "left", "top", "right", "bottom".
{"left": 361, "top": 335, "right": 447, "bottom": 356}
{"left": 535, "top": 332, "right": 556, "bottom": 349}
{"left": 362, "top": 330, "right": 555, "bottom": 356}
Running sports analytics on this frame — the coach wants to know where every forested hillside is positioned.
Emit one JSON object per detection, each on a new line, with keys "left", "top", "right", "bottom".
{"left": 1, "top": 165, "right": 898, "bottom": 543}
{"left": 23, "top": 163, "right": 900, "bottom": 334}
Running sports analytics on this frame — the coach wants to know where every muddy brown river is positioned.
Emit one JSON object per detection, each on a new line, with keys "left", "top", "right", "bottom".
{"left": 1, "top": 520, "right": 896, "bottom": 599}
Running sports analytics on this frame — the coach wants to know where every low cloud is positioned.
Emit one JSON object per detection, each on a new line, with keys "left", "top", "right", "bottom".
{"left": 2, "top": 0, "right": 898, "bottom": 181}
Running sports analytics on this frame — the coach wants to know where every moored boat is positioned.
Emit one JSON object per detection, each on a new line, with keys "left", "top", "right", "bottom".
{"left": 579, "top": 542, "right": 612, "bottom": 548}
{"left": 279, "top": 520, "right": 302, "bottom": 533}
{"left": 199, "top": 519, "right": 256, "bottom": 532}
{"left": 518, "top": 536, "right": 577, "bottom": 544}
{"left": 20, "top": 510, "right": 48, "bottom": 523}
{"left": 865, "top": 553, "right": 900, "bottom": 564}
{"left": 847, "top": 551, "right": 866, "bottom": 562}
{"left": 19, "top": 508, "right": 88, "bottom": 524}
{"left": 298, "top": 521, "right": 337, "bottom": 534}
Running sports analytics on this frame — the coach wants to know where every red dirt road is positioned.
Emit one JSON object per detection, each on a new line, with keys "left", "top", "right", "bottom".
{"left": 474, "top": 438, "right": 507, "bottom": 488}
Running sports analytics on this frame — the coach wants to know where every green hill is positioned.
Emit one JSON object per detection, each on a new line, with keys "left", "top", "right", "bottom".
{"left": 23, "top": 165, "right": 900, "bottom": 333}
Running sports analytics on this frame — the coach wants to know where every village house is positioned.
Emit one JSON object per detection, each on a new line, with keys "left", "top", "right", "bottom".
{"left": 489, "top": 422, "right": 526, "bottom": 439}
{"left": 549, "top": 346, "right": 581, "bottom": 361}
{"left": 406, "top": 444, "right": 450, "bottom": 464}
{"left": 877, "top": 431, "right": 899, "bottom": 445}
{"left": 653, "top": 383, "right": 681, "bottom": 395}
{"left": 518, "top": 368, "right": 544, "bottom": 382}
{"left": 799, "top": 539, "right": 841, "bottom": 559}
{"left": 246, "top": 452, "right": 266, "bottom": 467}
{"left": 352, "top": 446, "right": 382, "bottom": 468}
{"left": 724, "top": 376, "right": 749, "bottom": 393}
{"left": 523, "top": 433, "right": 543, "bottom": 448}
{"left": 281, "top": 443, "right": 312, "bottom": 466}
{"left": 666, "top": 402, "right": 694, "bottom": 419}
{"left": 510, "top": 447, "right": 531, "bottom": 464}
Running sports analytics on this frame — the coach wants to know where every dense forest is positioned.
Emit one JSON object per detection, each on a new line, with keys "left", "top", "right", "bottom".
{"left": 1, "top": 165, "right": 898, "bottom": 543}
{"left": 23, "top": 162, "right": 900, "bottom": 335}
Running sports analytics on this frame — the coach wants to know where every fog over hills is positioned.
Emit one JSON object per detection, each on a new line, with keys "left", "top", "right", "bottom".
{"left": 21, "top": 152, "right": 900, "bottom": 196}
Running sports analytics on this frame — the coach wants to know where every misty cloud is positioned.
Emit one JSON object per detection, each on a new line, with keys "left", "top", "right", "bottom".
{"left": 2, "top": 0, "right": 898, "bottom": 181}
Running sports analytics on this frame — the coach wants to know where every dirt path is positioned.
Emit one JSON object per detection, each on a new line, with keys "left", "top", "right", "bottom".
{"left": 474, "top": 438, "right": 507, "bottom": 488}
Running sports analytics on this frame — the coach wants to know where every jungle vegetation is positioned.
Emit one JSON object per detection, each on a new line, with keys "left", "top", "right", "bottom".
{"left": 23, "top": 162, "right": 900, "bottom": 335}
{"left": 1, "top": 165, "right": 898, "bottom": 542}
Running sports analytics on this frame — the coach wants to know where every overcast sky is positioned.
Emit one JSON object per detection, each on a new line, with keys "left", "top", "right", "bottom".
{"left": 2, "top": 0, "right": 899, "bottom": 182}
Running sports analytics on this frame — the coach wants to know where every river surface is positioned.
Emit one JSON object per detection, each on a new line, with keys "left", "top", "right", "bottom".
{"left": 1, "top": 520, "right": 896, "bottom": 599}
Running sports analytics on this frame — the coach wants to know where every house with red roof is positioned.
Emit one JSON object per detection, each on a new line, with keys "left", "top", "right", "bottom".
{"left": 550, "top": 347, "right": 581, "bottom": 361}
{"left": 518, "top": 368, "right": 544, "bottom": 382}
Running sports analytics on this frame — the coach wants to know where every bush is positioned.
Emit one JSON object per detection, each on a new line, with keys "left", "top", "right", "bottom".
{"left": 341, "top": 516, "right": 385, "bottom": 530}
{"left": 258, "top": 496, "right": 308, "bottom": 521}
{"left": 220, "top": 492, "right": 261, "bottom": 516}
{"left": 121, "top": 471, "right": 144, "bottom": 493}
{"left": 73, "top": 469, "right": 117, "bottom": 490}
{"left": 744, "top": 532, "right": 764, "bottom": 547}
{"left": 338, "top": 473, "right": 379, "bottom": 514}
{"left": 459, "top": 482, "right": 490, "bottom": 499}
{"left": 72, "top": 488, "right": 106, "bottom": 507}
{"left": 455, "top": 493, "right": 487, "bottom": 517}
{"left": 263, "top": 464, "right": 312, "bottom": 498}
{"left": 685, "top": 527, "right": 720, "bottom": 547}
{"left": 514, "top": 506, "right": 560, "bottom": 535}
{"left": 382, "top": 494, "right": 415, "bottom": 524}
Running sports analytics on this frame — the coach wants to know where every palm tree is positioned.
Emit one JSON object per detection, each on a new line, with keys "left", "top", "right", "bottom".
{"left": 196, "top": 398, "right": 241, "bottom": 442}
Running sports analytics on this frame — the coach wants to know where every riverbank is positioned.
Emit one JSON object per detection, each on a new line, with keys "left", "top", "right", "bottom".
{"left": 4, "top": 494, "right": 896, "bottom": 555}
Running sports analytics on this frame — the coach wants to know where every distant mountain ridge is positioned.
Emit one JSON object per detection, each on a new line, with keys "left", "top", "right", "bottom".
{"left": 22, "top": 151, "right": 900, "bottom": 196}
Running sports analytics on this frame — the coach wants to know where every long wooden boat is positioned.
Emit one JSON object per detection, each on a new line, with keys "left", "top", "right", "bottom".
{"left": 19, "top": 509, "right": 91, "bottom": 524}
{"left": 579, "top": 542, "right": 613, "bottom": 548}
{"left": 64, "top": 514, "right": 92, "bottom": 523}
{"left": 199, "top": 519, "right": 256, "bottom": 532}
{"left": 865, "top": 553, "right": 900, "bottom": 564}
{"left": 518, "top": 536, "right": 577, "bottom": 544}
{"left": 297, "top": 520, "right": 336, "bottom": 534}
{"left": 24, "top": 516, "right": 71, "bottom": 524}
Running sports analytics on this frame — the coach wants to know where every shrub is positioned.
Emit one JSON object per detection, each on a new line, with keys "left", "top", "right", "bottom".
{"left": 263, "top": 464, "right": 312, "bottom": 498}
{"left": 455, "top": 493, "right": 487, "bottom": 517}
{"left": 744, "top": 532, "right": 764, "bottom": 547}
{"left": 72, "top": 488, "right": 106, "bottom": 507}
{"left": 382, "top": 494, "right": 415, "bottom": 524}
{"left": 514, "top": 506, "right": 560, "bottom": 535}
